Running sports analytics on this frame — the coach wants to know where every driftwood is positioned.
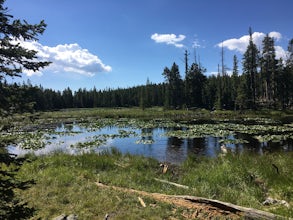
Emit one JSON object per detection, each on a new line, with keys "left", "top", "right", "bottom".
{"left": 154, "top": 178, "right": 189, "bottom": 189}
{"left": 95, "top": 182, "right": 289, "bottom": 220}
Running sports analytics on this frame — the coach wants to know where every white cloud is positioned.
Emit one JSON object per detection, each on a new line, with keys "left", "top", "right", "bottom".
{"left": 269, "top": 32, "right": 282, "bottom": 41}
{"left": 151, "top": 33, "right": 186, "bottom": 48}
{"left": 14, "top": 40, "right": 112, "bottom": 77}
{"left": 218, "top": 31, "right": 286, "bottom": 59}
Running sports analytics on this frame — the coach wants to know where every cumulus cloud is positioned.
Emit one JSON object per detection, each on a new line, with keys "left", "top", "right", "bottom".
{"left": 218, "top": 31, "right": 286, "bottom": 60}
{"left": 151, "top": 33, "right": 186, "bottom": 48}
{"left": 14, "top": 40, "right": 112, "bottom": 77}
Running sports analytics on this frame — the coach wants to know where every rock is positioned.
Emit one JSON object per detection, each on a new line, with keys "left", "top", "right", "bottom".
{"left": 53, "top": 214, "right": 67, "bottom": 220}
{"left": 263, "top": 197, "right": 290, "bottom": 208}
{"left": 67, "top": 214, "right": 78, "bottom": 220}
{"left": 104, "top": 213, "right": 110, "bottom": 220}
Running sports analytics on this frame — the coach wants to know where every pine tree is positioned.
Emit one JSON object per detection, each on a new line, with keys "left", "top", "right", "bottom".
{"left": 0, "top": 0, "right": 50, "bottom": 218}
{"left": 260, "top": 34, "right": 277, "bottom": 105}
{"left": 231, "top": 55, "right": 239, "bottom": 109}
{"left": 162, "top": 63, "right": 183, "bottom": 109}
{"left": 215, "top": 64, "right": 222, "bottom": 109}
{"left": 242, "top": 27, "right": 259, "bottom": 108}
{"left": 185, "top": 62, "right": 206, "bottom": 108}
{"left": 236, "top": 74, "right": 249, "bottom": 110}
{"left": 282, "top": 38, "right": 293, "bottom": 108}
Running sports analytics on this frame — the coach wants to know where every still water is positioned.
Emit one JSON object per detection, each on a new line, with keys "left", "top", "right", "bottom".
{"left": 8, "top": 122, "right": 293, "bottom": 164}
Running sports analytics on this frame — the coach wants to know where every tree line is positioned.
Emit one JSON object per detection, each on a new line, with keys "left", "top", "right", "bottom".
{"left": 1, "top": 30, "right": 293, "bottom": 114}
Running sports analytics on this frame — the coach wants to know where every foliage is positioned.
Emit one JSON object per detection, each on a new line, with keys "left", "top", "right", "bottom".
{"left": 185, "top": 62, "right": 206, "bottom": 108}
{"left": 0, "top": 0, "right": 50, "bottom": 81}
{"left": 0, "top": 148, "right": 35, "bottom": 219}
{"left": 162, "top": 62, "right": 183, "bottom": 109}
{"left": 0, "top": 0, "right": 50, "bottom": 218}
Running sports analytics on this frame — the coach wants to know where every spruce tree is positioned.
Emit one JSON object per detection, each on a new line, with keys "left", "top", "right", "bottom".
{"left": 162, "top": 63, "right": 182, "bottom": 109}
{"left": 231, "top": 55, "right": 239, "bottom": 109}
{"left": 283, "top": 39, "right": 293, "bottom": 108}
{"left": 185, "top": 62, "right": 206, "bottom": 108}
{"left": 260, "top": 34, "right": 277, "bottom": 105}
{"left": 242, "top": 27, "right": 259, "bottom": 108}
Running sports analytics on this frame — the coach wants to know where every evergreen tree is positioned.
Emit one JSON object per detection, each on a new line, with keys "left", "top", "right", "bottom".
{"left": 236, "top": 74, "right": 249, "bottom": 110}
{"left": 0, "top": 0, "right": 50, "bottom": 218}
{"left": 185, "top": 62, "right": 206, "bottom": 108}
{"left": 162, "top": 63, "right": 183, "bottom": 109}
{"left": 215, "top": 65, "right": 223, "bottom": 109}
{"left": 0, "top": 1, "right": 50, "bottom": 81}
{"left": 62, "top": 87, "right": 74, "bottom": 108}
{"left": 139, "top": 86, "right": 146, "bottom": 110}
{"left": 231, "top": 55, "right": 240, "bottom": 109}
{"left": 275, "top": 58, "right": 287, "bottom": 108}
{"left": 260, "top": 34, "right": 277, "bottom": 105}
{"left": 203, "top": 75, "right": 217, "bottom": 110}
{"left": 282, "top": 38, "right": 293, "bottom": 107}
{"left": 242, "top": 27, "right": 259, "bottom": 108}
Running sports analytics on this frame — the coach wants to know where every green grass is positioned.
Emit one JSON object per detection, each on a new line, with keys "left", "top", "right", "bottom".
{"left": 9, "top": 107, "right": 292, "bottom": 123}
{"left": 16, "top": 150, "right": 293, "bottom": 219}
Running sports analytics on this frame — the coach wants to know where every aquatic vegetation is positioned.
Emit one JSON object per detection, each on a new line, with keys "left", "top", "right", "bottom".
{"left": 219, "top": 138, "right": 249, "bottom": 145}
{"left": 3, "top": 112, "right": 293, "bottom": 158}
{"left": 135, "top": 139, "right": 155, "bottom": 145}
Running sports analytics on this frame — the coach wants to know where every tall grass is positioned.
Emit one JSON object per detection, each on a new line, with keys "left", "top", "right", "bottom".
{"left": 180, "top": 152, "right": 293, "bottom": 216}
{"left": 16, "top": 150, "right": 293, "bottom": 219}
{"left": 16, "top": 150, "right": 184, "bottom": 219}
{"left": 34, "top": 107, "right": 293, "bottom": 122}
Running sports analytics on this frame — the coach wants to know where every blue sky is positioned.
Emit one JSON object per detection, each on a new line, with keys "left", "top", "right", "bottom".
{"left": 5, "top": 0, "right": 293, "bottom": 91}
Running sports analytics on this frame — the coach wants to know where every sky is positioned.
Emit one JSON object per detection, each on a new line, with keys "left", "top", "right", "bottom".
{"left": 5, "top": 0, "right": 293, "bottom": 91}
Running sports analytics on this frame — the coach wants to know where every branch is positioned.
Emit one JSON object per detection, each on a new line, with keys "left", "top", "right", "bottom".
{"left": 154, "top": 178, "right": 189, "bottom": 189}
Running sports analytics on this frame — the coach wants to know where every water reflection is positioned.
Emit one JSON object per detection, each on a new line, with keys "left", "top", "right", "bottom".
{"left": 8, "top": 123, "right": 293, "bottom": 164}
{"left": 165, "top": 136, "right": 185, "bottom": 163}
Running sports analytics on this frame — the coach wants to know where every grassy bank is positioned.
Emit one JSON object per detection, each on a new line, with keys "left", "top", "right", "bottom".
{"left": 16, "top": 150, "right": 293, "bottom": 219}
{"left": 5, "top": 107, "right": 293, "bottom": 125}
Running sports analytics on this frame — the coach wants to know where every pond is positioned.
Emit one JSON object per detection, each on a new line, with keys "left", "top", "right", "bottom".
{"left": 7, "top": 118, "right": 293, "bottom": 164}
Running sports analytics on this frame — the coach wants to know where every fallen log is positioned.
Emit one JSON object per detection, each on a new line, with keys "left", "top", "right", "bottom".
{"left": 174, "top": 195, "right": 287, "bottom": 220}
{"left": 95, "top": 182, "right": 289, "bottom": 220}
